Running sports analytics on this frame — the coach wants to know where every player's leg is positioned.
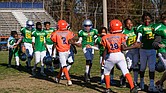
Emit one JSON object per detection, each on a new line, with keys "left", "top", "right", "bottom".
{"left": 117, "top": 59, "right": 138, "bottom": 93}
{"left": 8, "top": 48, "right": 13, "bottom": 67}
{"left": 14, "top": 49, "right": 20, "bottom": 69}
{"left": 59, "top": 51, "right": 72, "bottom": 85}
{"left": 83, "top": 48, "right": 94, "bottom": 82}
{"left": 61, "top": 50, "right": 74, "bottom": 79}
{"left": 120, "top": 50, "right": 132, "bottom": 87}
{"left": 104, "top": 59, "right": 115, "bottom": 93}
{"left": 132, "top": 49, "right": 139, "bottom": 86}
{"left": 139, "top": 49, "right": 148, "bottom": 90}
{"left": 32, "top": 51, "right": 40, "bottom": 76}
{"left": 55, "top": 67, "right": 63, "bottom": 83}
{"left": 67, "top": 55, "right": 74, "bottom": 72}
{"left": 24, "top": 43, "right": 33, "bottom": 69}
{"left": 115, "top": 52, "right": 138, "bottom": 93}
{"left": 110, "top": 66, "right": 115, "bottom": 85}
{"left": 99, "top": 56, "right": 105, "bottom": 84}
{"left": 147, "top": 49, "right": 157, "bottom": 92}
{"left": 117, "top": 60, "right": 134, "bottom": 88}
{"left": 126, "top": 50, "right": 133, "bottom": 70}
{"left": 40, "top": 51, "right": 47, "bottom": 76}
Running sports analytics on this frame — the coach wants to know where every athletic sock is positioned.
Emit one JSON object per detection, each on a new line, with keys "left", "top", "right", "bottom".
{"left": 57, "top": 68, "right": 63, "bottom": 79}
{"left": 125, "top": 73, "right": 134, "bottom": 89}
{"left": 63, "top": 67, "right": 70, "bottom": 80}
{"left": 105, "top": 75, "right": 110, "bottom": 89}
{"left": 15, "top": 56, "right": 19, "bottom": 66}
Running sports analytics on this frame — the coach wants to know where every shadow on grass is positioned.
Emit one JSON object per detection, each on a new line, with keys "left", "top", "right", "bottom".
{"left": 0, "top": 63, "right": 58, "bottom": 83}
{"left": 0, "top": 63, "right": 159, "bottom": 93}
{"left": 70, "top": 75, "right": 119, "bottom": 93}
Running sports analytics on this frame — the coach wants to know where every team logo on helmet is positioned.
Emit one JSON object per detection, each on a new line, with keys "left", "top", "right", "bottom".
{"left": 109, "top": 19, "right": 122, "bottom": 33}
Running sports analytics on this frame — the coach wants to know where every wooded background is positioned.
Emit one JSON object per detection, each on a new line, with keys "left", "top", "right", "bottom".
{"left": 1, "top": 0, "right": 165, "bottom": 32}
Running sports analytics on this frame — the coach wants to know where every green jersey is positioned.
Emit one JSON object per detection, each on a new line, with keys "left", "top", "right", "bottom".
{"left": 32, "top": 30, "right": 47, "bottom": 52}
{"left": 137, "top": 24, "right": 155, "bottom": 49}
{"left": 43, "top": 28, "right": 55, "bottom": 45}
{"left": 9, "top": 38, "right": 21, "bottom": 57}
{"left": 123, "top": 27, "right": 137, "bottom": 47}
{"left": 20, "top": 27, "right": 35, "bottom": 43}
{"left": 95, "top": 36, "right": 104, "bottom": 56}
{"left": 154, "top": 23, "right": 166, "bottom": 53}
{"left": 78, "top": 29, "right": 98, "bottom": 48}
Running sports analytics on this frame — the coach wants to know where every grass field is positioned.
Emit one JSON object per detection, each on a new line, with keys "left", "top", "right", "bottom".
{"left": 0, "top": 48, "right": 165, "bottom": 93}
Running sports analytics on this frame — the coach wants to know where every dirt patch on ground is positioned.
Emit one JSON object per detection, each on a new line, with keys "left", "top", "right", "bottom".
{"left": 0, "top": 73, "right": 104, "bottom": 93}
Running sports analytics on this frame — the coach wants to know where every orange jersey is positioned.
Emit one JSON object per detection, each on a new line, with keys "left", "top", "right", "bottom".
{"left": 51, "top": 30, "right": 75, "bottom": 52}
{"left": 102, "top": 33, "right": 126, "bottom": 53}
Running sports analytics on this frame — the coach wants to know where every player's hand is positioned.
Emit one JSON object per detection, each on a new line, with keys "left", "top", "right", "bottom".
{"left": 158, "top": 44, "right": 165, "bottom": 48}
{"left": 13, "top": 44, "right": 18, "bottom": 48}
{"left": 32, "top": 47, "right": 35, "bottom": 51}
{"left": 75, "top": 43, "right": 82, "bottom": 47}
{"left": 133, "top": 42, "right": 142, "bottom": 48}
{"left": 101, "top": 60, "right": 104, "bottom": 66}
{"left": 86, "top": 44, "right": 91, "bottom": 48}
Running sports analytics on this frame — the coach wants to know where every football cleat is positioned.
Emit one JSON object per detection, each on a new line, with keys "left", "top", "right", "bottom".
{"left": 61, "top": 75, "right": 66, "bottom": 80}
{"left": 40, "top": 72, "right": 47, "bottom": 77}
{"left": 105, "top": 88, "right": 110, "bottom": 93}
{"left": 148, "top": 85, "right": 158, "bottom": 92}
{"left": 67, "top": 80, "right": 72, "bottom": 86}
{"left": 139, "top": 81, "right": 144, "bottom": 90}
{"left": 55, "top": 77, "right": 60, "bottom": 83}
{"left": 84, "top": 73, "right": 90, "bottom": 83}
{"left": 32, "top": 68, "right": 36, "bottom": 76}
{"left": 130, "top": 86, "right": 138, "bottom": 93}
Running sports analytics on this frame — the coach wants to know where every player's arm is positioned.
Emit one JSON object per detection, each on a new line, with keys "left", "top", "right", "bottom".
{"left": 51, "top": 43, "right": 55, "bottom": 57}
{"left": 101, "top": 48, "right": 107, "bottom": 65}
{"left": 152, "top": 35, "right": 165, "bottom": 49}
{"left": 69, "top": 33, "right": 81, "bottom": 47}
{"left": 101, "top": 37, "right": 107, "bottom": 65}
{"left": 44, "top": 37, "right": 48, "bottom": 52}
{"left": 136, "top": 33, "right": 142, "bottom": 43}
{"left": 32, "top": 36, "right": 35, "bottom": 51}
{"left": 15, "top": 36, "right": 23, "bottom": 46}
{"left": 17, "top": 28, "right": 25, "bottom": 45}
{"left": 68, "top": 38, "right": 80, "bottom": 47}
{"left": 121, "top": 42, "right": 141, "bottom": 51}
{"left": 74, "top": 37, "right": 82, "bottom": 47}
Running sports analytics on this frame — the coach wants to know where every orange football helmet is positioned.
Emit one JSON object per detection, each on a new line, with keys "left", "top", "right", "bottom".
{"left": 57, "top": 20, "right": 68, "bottom": 31}
{"left": 109, "top": 19, "right": 122, "bottom": 33}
